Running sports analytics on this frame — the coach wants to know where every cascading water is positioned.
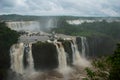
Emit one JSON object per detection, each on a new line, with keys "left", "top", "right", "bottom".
{"left": 29, "top": 44, "right": 34, "bottom": 70}
{"left": 9, "top": 38, "right": 91, "bottom": 80}
{"left": 71, "top": 38, "right": 81, "bottom": 65}
{"left": 25, "top": 43, "right": 34, "bottom": 71}
{"left": 6, "top": 19, "right": 57, "bottom": 32}
{"left": 53, "top": 41, "right": 72, "bottom": 78}
{"left": 54, "top": 42, "right": 67, "bottom": 70}
{"left": 10, "top": 43, "right": 34, "bottom": 74}
{"left": 6, "top": 21, "right": 40, "bottom": 31}
{"left": 10, "top": 43, "right": 24, "bottom": 74}
{"left": 81, "top": 37, "right": 89, "bottom": 57}
{"left": 71, "top": 38, "right": 91, "bottom": 67}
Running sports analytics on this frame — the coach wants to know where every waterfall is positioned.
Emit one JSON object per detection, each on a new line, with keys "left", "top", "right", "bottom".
{"left": 26, "top": 43, "right": 34, "bottom": 71}
{"left": 54, "top": 42, "right": 67, "bottom": 70}
{"left": 71, "top": 38, "right": 81, "bottom": 65}
{"left": 71, "top": 38, "right": 91, "bottom": 67}
{"left": 10, "top": 43, "right": 34, "bottom": 74}
{"left": 81, "top": 37, "right": 89, "bottom": 57}
{"left": 6, "top": 19, "right": 57, "bottom": 32}
{"left": 10, "top": 43, "right": 24, "bottom": 74}
{"left": 6, "top": 21, "right": 40, "bottom": 32}
{"left": 10, "top": 37, "right": 90, "bottom": 76}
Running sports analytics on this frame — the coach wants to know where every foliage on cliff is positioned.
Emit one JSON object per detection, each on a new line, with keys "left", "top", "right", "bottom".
{"left": 108, "top": 43, "right": 120, "bottom": 80}
{"left": 85, "top": 43, "right": 120, "bottom": 80}
{"left": 0, "top": 22, "right": 19, "bottom": 80}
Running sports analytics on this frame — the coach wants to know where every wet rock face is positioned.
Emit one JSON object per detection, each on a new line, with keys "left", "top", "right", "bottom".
{"left": 23, "top": 46, "right": 29, "bottom": 69}
{"left": 32, "top": 42, "right": 58, "bottom": 70}
{"left": 76, "top": 37, "right": 82, "bottom": 54}
{"left": 76, "top": 36, "right": 116, "bottom": 57}
{"left": 87, "top": 36, "right": 116, "bottom": 57}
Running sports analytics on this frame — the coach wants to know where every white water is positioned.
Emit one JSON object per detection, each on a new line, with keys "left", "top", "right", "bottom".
{"left": 6, "top": 19, "right": 57, "bottom": 32}
{"left": 7, "top": 21, "right": 40, "bottom": 32}
{"left": 71, "top": 38, "right": 81, "bottom": 65}
{"left": 26, "top": 44, "right": 34, "bottom": 71}
{"left": 10, "top": 43, "right": 34, "bottom": 74}
{"left": 71, "top": 38, "right": 91, "bottom": 67}
{"left": 10, "top": 43, "right": 24, "bottom": 74}
{"left": 54, "top": 42, "right": 67, "bottom": 70}
{"left": 9, "top": 38, "right": 90, "bottom": 80}
{"left": 66, "top": 20, "right": 95, "bottom": 25}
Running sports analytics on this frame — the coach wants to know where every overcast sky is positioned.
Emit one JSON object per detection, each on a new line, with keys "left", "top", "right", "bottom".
{"left": 0, "top": 0, "right": 120, "bottom": 16}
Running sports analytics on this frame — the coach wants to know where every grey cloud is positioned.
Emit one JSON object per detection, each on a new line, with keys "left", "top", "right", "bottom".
{"left": 0, "top": 0, "right": 16, "bottom": 7}
{"left": 0, "top": 0, "right": 120, "bottom": 16}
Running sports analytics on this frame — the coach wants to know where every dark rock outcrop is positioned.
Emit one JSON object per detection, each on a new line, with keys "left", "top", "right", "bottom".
{"left": 32, "top": 40, "right": 73, "bottom": 70}
{"left": 23, "top": 46, "right": 29, "bottom": 69}
{"left": 32, "top": 42, "right": 58, "bottom": 70}
{"left": 76, "top": 36, "right": 116, "bottom": 58}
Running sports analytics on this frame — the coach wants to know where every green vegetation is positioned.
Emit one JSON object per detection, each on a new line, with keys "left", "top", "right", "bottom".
{"left": 85, "top": 43, "right": 120, "bottom": 80}
{"left": 0, "top": 22, "right": 19, "bottom": 80}
{"left": 0, "top": 14, "right": 101, "bottom": 21}
{"left": 0, "top": 14, "right": 81, "bottom": 21}
{"left": 108, "top": 43, "right": 120, "bottom": 80}
{"left": 52, "top": 20, "right": 120, "bottom": 40}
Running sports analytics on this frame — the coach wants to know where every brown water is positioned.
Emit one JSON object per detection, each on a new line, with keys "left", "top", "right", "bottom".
{"left": 23, "top": 66, "right": 88, "bottom": 80}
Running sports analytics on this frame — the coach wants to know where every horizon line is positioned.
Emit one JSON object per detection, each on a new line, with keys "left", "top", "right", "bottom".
{"left": 0, "top": 13, "right": 120, "bottom": 17}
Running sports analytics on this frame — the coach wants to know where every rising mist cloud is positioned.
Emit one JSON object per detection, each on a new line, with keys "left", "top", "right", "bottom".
{"left": 0, "top": 0, "right": 120, "bottom": 16}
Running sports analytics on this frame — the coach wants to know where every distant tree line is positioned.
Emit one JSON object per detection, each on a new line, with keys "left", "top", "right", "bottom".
{"left": 52, "top": 20, "right": 120, "bottom": 40}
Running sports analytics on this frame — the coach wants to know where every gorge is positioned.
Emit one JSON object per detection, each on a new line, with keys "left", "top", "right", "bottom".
{"left": 0, "top": 16, "right": 118, "bottom": 80}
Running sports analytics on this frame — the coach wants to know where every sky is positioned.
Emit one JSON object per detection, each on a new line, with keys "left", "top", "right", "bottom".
{"left": 0, "top": 0, "right": 120, "bottom": 16}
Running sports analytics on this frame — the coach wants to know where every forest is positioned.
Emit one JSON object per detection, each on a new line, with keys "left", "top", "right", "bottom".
{"left": 52, "top": 19, "right": 120, "bottom": 40}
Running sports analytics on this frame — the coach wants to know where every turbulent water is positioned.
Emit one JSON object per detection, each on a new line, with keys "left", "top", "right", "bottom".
{"left": 70, "top": 38, "right": 90, "bottom": 67}
{"left": 54, "top": 42, "right": 67, "bottom": 70}
{"left": 71, "top": 38, "right": 81, "bottom": 65}
{"left": 9, "top": 37, "right": 91, "bottom": 80}
{"left": 25, "top": 44, "right": 34, "bottom": 71}
{"left": 10, "top": 43, "right": 24, "bottom": 74}
{"left": 10, "top": 43, "right": 34, "bottom": 74}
